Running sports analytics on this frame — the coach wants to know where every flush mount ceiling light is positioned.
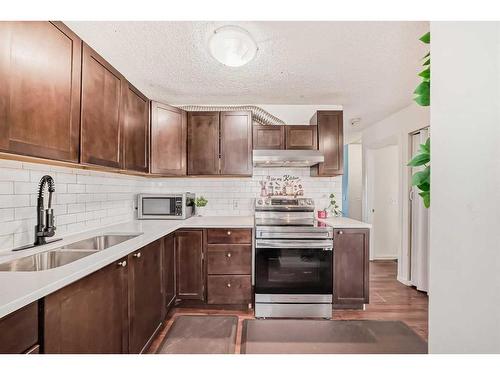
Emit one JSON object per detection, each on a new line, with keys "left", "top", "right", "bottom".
{"left": 208, "top": 25, "right": 258, "bottom": 67}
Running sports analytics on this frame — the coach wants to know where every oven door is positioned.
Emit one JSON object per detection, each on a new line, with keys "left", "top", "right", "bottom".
{"left": 255, "top": 240, "right": 333, "bottom": 295}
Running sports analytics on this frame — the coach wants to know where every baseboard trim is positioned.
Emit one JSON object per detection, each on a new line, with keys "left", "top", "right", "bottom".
{"left": 397, "top": 276, "right": 413, "bottom": 286}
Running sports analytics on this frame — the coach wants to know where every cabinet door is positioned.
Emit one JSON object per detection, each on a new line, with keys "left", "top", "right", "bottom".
{"left": 128, "top": 239, "right": 163, "bottom": 354}
{"left": 187, "top": 112, "right": 220, "bottom": 175}
{"left": 151, "top": 102, "right": 186, "bottom": 175}
{"left": 311, "top": 111, "right": 343, "bottom": 176}
{"left": 175, "top": 230, "right": 204, "bottom": 300}
{"left": 122, "top": 82, "right": 149, "bottom": 173}
{"left": 81, "top": 42, "right": 124, "bottom": 169}
{"left": 163, "top": 234, "right": 176, "bottom": 316}
{"left": 220, "top": 111, "right": 252, "bottom": 175}
{"left": 0, "top": 302, "right": 38, "bottom": 354}
{"left": 333, "top": 229, "right": 369, "bottom": 305}
{"left": 0, "top": 21, "right": 81, "bottom": 162}
{"left": 253, "top": 124, "right": 285, "bottom": 150}
{"left": 286, "top": 125, "right": 318, "bottom": 150}
{"left": 44, "top": 259, "right": 128, "bottom": 354}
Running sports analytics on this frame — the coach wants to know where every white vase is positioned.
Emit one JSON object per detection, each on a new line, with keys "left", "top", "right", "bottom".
{"left": 196, "top": 206, "right": 207, "bottom": 216}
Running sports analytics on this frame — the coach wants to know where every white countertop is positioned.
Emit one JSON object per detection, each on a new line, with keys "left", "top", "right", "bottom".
{"left": 0, "top": 215, "right": 254, "bottom": 319}
{"left": 318, "top": 216, "right": 372, "bottom": 229}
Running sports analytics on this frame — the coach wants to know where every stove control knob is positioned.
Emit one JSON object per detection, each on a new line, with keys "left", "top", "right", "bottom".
{"left": 257, "top": 199, "right": 263, "bottom": 206}
{"left": 265, "top": 198, "right": 271, "bottom": 205}
{"left": 306, "top": 199, "right": 313, "bottom": 206}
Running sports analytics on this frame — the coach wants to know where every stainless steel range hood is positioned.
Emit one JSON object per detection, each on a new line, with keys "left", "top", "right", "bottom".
{"left": 253, "top": 150, "right": 325, "bottom": 167}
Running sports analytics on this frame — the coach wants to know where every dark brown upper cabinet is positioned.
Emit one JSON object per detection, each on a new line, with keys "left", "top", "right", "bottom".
{"left": 81, "top": 42, "right": 124, "bottom": 169}
{"left": 175, "top": 230, "right": 205, "bottom": 301}
{"left": 333, "top": 228, "right": 369, "bottom": 306}
{"left": 188, "top": 111, "right": 252, "bottom": 176}
{"left": 311, "top": 110, "right": 344, "bottom": 176}
{"left": 220, "top": 111, "right": 252, "bottom": 175}
{"left": 0, "top": 21, "right": 81, "bottom": 162}
{"left": 122, "top": 82, "right": 149, "bottom": 173}
{"left": 253, "top": 124, "right": 285, "bottom": 150}
{"left": 187, "top": 111, "right": 220, "bottom": 175}
{"left": 150, "top": 102, "right": 187, "bottom": 176}
{"left": 128, "top": 239, "right": 163, "bottom": 354}
{"left": 285, "top": 125, "right": 318, "bottom": 150}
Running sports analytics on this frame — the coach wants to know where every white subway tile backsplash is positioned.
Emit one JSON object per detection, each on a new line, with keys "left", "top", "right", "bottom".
{"left": 0, "top": 159, "right": 341, "bottom": 252}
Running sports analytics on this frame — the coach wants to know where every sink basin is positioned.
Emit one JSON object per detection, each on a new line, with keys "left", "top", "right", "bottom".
{"left": 0, "top": 234, "right": 141, "bottom": 272}
{"left": 0, "top": 249, "right": 97, "bottom": 272}
{"left": 60, "top": 234, "right": 139, "bottom": 251}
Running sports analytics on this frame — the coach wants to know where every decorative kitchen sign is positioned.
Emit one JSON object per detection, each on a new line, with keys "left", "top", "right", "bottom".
{"left": 259, "top": 175, "right": 304, "bottom": 197}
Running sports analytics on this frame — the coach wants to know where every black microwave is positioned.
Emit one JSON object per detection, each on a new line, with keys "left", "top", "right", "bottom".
{"left": 137, "top": 193, "right": 195, "bottom": 220}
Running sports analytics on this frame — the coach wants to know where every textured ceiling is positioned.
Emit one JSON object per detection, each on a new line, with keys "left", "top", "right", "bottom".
{"left": 65, "top": 21, "right": 429, "bottom": 128}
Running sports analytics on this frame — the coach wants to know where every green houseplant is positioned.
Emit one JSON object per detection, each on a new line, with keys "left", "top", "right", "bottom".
{"left": 408, "top": 31, "right": 431, "bottom": 208}
{"left": 326, "top": 193, "right": 342, "bottom": 217}
{"left": 195, "top": 196, "right": 208, "bottom": 216}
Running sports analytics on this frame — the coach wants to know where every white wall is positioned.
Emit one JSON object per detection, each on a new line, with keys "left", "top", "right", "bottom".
{"left": 347, "top": 143, "right": 363, "bottom": 221}
{"left": 0, "top": 158, "right": 341, "bottom": 253}
{"left": 429, "top": 22, "right": 500, "bottom": 353}
{"left": 362, "top": 103, "right": 429, "bottom": 282}
{"left": 371, "top": 145, "right": 399, "bottom": 259}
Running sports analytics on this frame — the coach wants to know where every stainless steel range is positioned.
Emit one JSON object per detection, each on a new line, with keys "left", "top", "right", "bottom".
{"left": 254, "top": 197, "right": 333, "bottom": 319}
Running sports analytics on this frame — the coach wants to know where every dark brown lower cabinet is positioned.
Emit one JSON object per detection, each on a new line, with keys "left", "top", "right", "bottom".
{"left": 128, "top": 239, "right": 163, "bottom": 354}
{"left": 333, "top": 228, "right": 370, "bottom": 306}
{"left": 0, "top": 302, "right": 39, "bottom": 354}
{"left": 207, "top": 275, "right": 252, "bottom": 305}
{"left": 162, "top": 234, "right": 176, "bottom": 317}
{"left": 44, "top": 258, "right": 128, "bottom": 354}
{"left": 175, "top": 230, "right": 205, "bottom": 301}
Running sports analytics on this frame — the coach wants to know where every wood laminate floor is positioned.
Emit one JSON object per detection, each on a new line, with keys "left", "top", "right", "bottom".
{"left": 148, "top": 260, "right": 428, "bottom": 354}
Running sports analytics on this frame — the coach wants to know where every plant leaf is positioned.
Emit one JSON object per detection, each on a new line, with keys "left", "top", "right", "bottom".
{"left": 414, "top": 81, "right": 430, "bottom": 95}
{"left": 419, "top": 191, "right": 430, "bottom": 208}
{"left": 422, "top": 52, "right": 430, "bottom": 59}
{"left": 420, "top": 32, "right": 430, "bottom": 44}
{"left": 419, "top": 68, "right": 430, "bottom": 80}
{"left": 423, "top": 58, "right": 430, "bottom": 66}
{"left": 414, "top": 91, "right": 430, "bottom": 106}
{"left": 407, "top": 153, "right": 430, "bottom": 167}
{"left": 417, "top": 182, "right": 430, "bottom": 192}
{"left": 420, "top": 138, "right": 430, "bottom": 153}
{"left": 411, "top": 166, "right": 430, "bottom": 187}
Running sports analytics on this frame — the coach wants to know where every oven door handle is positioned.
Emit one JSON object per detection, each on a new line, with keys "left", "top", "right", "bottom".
{"left": 256, "top": 239, "right": 333, "bottom": 249}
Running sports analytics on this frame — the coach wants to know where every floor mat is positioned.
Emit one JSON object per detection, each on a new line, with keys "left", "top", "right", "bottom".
{"left": 241, "top": 319, "right": 427, "bottom": 354}
{"left": 156, "top": 315, "right": 238, "bottom": 354}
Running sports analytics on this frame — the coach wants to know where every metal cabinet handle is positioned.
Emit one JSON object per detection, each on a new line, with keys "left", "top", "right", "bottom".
{"left": 226, "top": 283, "right": 231, "bottom": 288}
{"left": 226, "top": 252, "right": 232, "bottom": 258}
{"left": 227, "top": 231, "right": 232, "bottom": 235}
{"left": 133, "top": 252, "right": 141, "bottom": 258}
{"left": 338, "top": 230, "right": 344, "bottom": 235}
{"left": 118, "top": 260, "right": 127, "bottom": 268}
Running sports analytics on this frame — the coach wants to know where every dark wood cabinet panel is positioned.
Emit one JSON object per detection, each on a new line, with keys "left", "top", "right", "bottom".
{"left": 333, "top": 228, "right": 369, "bottom": 305}
{"left": 122, "top": 82, "right": 149, "bottom": 173}
{"left": 128, "top": 239, "right": 163, "bottom": 353}
{"left": 0, "top": 302, "right": 38, "bottom": 354}
{"left": 311, "top": 110, "right": 344, "bottom": 176}
{"left": 162, "top": 234, "right": 176, "bottom": 316}
{"left": 207, "top": 228, "right": 252, "bottom": 244}
{"left": 44, "top": 259, "right": 128, "bottom": 354}
{"left": 207, "top": 244, "right": 252, "bottom": 275}
{"left": 187, "top": 112, "right": 219, "bottom": 175}
{"left": 151, "top": 102, "right": 186, "bottom": 175}
{"left": 253, "top": 124, "right": 285, "bottom": 150}
{"left": 220, "top": 111, "right": 252, "bottom": 175}
{"left": 81, "top": 42, "right": 124, "bottom": 169}
{"left": 175, "top": 230, "right": 205, "bottom": 300}
{"left": 0, "top": 21, "right": 81, "bottom": 162}
{"left": 207, "top": 275, "right": 251, "bottom": 305}
{"left": 286, "top": 125, "right": 318, "bottom": 150}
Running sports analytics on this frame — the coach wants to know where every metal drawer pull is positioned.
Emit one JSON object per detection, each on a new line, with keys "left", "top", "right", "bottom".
{"left": 338, "top": 230, "right": 344, "bottom": 235}
{"left": 133, "top": 252, "right": 141, "bottom": 258}
{"left": 226, "top": 252, "right": 232, "bottom": 258}
{"left": 118, "top": 260, "right": 127, "bottom": 268}
{"left": 227, "top": 231, "right": 232, "bottom": 235}
{"left": 226, "top": 283, "right": 231, "bottom": 288}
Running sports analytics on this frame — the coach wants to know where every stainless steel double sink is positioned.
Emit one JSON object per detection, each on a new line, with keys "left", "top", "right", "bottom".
{"left": 0, "top": 234, "right": 140, "bottom": 272}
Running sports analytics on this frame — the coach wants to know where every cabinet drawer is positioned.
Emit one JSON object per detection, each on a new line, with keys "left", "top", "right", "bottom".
{"left": 0, "top": 302, "right": 38, "bottom": 354}
{"left": 207, "top": 245, "right": 251, "bottom": 275}
{"left": 207, "top": 275, "right": 252, "bottom": 305}
{"left": 207, "top": 229, "right": 252, "bottom": 244}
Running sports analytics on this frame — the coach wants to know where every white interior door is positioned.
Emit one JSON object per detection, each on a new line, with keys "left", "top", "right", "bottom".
{"left": 410, "top": 128, "right": 430, "bottom": 292}
{"left": 372, "top": 145, "right": 400, "bottom": 260}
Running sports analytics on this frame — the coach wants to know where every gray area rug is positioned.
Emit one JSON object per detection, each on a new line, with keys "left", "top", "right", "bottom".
{"left": 241, "top": 319, "right": 427, "bottom": 354}
{"left": 157, "top": 315, "right": 238, "bottom": 354}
